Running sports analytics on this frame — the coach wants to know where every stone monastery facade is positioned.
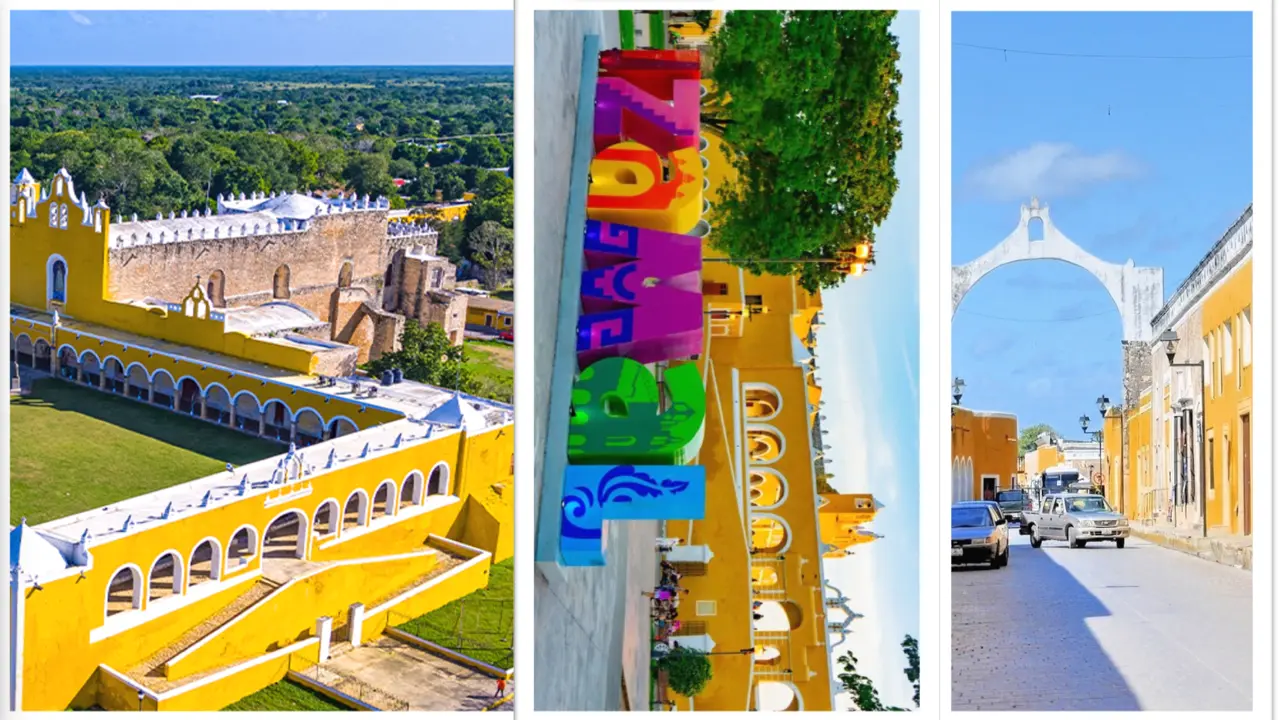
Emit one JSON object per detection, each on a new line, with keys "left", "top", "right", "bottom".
{"left": 8, "top": 169, "right": 514, "bottom": 711}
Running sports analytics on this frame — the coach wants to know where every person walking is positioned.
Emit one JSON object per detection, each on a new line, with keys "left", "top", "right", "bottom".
{"left": 495, "top": 676, "right": 507, "bottom": 698}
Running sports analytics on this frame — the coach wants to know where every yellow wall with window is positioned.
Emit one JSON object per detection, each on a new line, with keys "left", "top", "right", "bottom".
{"left": 1200, "top": 258, "right": 1252, "bottom": 534}
{"left": 951, "top": 407, "right": 1018, "bottom": 502}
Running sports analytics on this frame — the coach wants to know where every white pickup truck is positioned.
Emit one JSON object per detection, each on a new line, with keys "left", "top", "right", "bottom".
{"left": 1019, "top": 492, "right": 1131, "bottom": 549}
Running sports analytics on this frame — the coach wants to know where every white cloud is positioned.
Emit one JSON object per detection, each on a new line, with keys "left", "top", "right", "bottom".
{"left": 963, "top": 142, "right": 1142, "bottom": 201}
{"left": 68, "top": 11, "right": 92, "bottom": 26}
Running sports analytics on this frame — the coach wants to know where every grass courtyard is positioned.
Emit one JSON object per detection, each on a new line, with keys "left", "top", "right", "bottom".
{"left": 10, "top": 379, "right": 281, "bottom": 526}
{"left": 464, "top": 340, "right": 514, "bottom": 405}
{"left": 395, "top": 557, "right": 514, "bottom": 668}
{"left": 222, "top": 679, "right": 350, "bottom": 712}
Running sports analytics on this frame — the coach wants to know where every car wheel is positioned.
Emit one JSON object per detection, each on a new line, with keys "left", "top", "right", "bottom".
{"left": 1029, "top": 525, "right": 1042, "bottom": 549}
{"left": 1067, "top": 525, "right": 1079, "bottom": 548}
{"left": 1000, "top": 545, "right": 1010, "bottom": 567}
{"left": 1116, "top": 538, "right": 1125, "bottom": 549}
{"left": 989, "top": 551, "right": 1000, "bottom": 569}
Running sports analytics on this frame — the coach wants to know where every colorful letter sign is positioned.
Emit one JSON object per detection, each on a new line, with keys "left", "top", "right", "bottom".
{"left": 558, "top": 49, "right": 709, "bottom": 566}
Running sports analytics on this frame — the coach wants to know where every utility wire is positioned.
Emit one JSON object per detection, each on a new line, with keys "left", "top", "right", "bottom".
{"left": 954, "top": 41, "right": 1251, "bottom": 61}
{"left": 956, "top": 307, "right": 1115, "bottom": 323}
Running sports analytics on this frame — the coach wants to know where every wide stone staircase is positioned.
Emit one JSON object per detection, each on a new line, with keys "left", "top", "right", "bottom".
{"left": 128, "top": 578, "right": 279, "bottom": 690}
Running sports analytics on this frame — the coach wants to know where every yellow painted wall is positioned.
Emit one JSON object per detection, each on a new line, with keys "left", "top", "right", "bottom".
{"left": 361, "top": 555, "right": 490, "bottom": 638}
{"left": 1102, "top": 410, "right": 1124, "bottom": 511}
{"left": 1126, "top": 393, "right": 1152, "bottom": 521}
{"left": 165, "top": 551, "right": 439, "bottom": 680}
{"left": 1201, "top": 258, "right": 1252, "bottom": 534}
{"left": 466, "top": 307, "right": 513, "bottom": 329}
{"left": 951, "top": 408, "right": 1018, "bottom": 500}
{"left": 12, "top": 318, "right": 403, "bottom": 430}
{"left": 11, "top": 176, "right": 319, "bottom": 375}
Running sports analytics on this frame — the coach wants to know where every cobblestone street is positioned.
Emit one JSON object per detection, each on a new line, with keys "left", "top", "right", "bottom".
{"left": 952, "top": 532, "right": 1252, "bottom": 711}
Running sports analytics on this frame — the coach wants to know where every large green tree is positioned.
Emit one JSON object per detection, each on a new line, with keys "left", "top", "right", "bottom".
{"left": 836, "top": 652, "right": 908, "bottom": 712}
{"left": 1019, "top": 424, "right": 1056, "bottom": 457}
{"left": 901, "top": 635, "right": 920, "bottom": 708}
{"left": 468, "top": 221, "right": 514, "bottom": 290}
{"left": 364, "top": 321, "right": 478, "bottom": 395}
{"left": 706, "top": 10, "right": 903, "bottom": 292}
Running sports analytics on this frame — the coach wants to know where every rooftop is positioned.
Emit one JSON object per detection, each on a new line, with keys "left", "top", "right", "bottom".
{"left": 221, "top": 302, "right": 327, "bottom": 336}
{"left": 12, "top": 304, "right": 512, "bottom": 428}
{"left": 468, "top": 296, "right": 514, "bottom": 313}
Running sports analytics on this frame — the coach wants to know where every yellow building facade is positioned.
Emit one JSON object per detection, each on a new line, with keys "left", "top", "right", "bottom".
{"left": 950, "top": 407, "right": 1018, "bottom": 502}
{"left": 660, "top": 116, "right": 882, "bottom": 712}
{"left": 9, "top": 169, "right": 515, "bottom": 711}
{"left": 1104, "top": 207, "right": 1252, "bottom": 536}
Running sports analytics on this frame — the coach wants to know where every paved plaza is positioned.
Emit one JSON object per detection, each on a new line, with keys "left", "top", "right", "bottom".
{"left": 952, "top": 532, "right": 1252, "bottom": 711}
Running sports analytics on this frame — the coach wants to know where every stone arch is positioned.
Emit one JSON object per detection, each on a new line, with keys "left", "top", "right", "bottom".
{"left": 233, "top": 391, "right": 263, "bottom": 433}
{"left": 262, "top": 509, "right": 309, "bottom": 559}
{"left": 372, "top": 480, "right": 397, "bottom": 518}
{"left": 126, "top": 362, "right": 151, "bottom": 401}
{"left": 753, "top": 644, "right": 782, "bottom": 665}
{"left": 313, "top": 498, "right": 341, "bottom": 538}
{"left": 293, "top": 408, "right": 324, "bottom": 445}
{"left": 204, "top": 383, "right": 232, "bottom": 425}
{"left": 273, "top": 264, "right": 291, "bottom": 299}
{"left": 32, "top": 339, "right": 52, "bottom": 372}
{"left": 426, "top": 462, "right": 450, "bottom": 496}
{"left": 748, "top": 468, "right": 788, "bottom": 509}
{"left": 750, "top": 513, "right": 792, "bottom": 554}
{"left": 743, "top": 383, "right": 783, "bottom": 421}
{"left": 338, "top": 260, "right": 354, "bottom": 288}
{"left": 327, "top": 416, "right": 358, "bottom": 440}
{"left": 105, "top": 564, "right": 144, "bottom": 619}
{"left": 227, "top": 525, "right": 259, "bottom": 571}
{"left": 14, "top": 334, "right": 33, "bottom": 367}
{"left": 262, "top": 398, "right": 292, "bottom": 440}
{"left": 951, "top": 199, "right": 1163, "bottom": 343}
{"left": 150, "top": 368, "right": 176, "bottom": 409}
{"left": 401, "top": 470, "right": 425, "bottom": 507}
{"left": 746, "top": 424, "right": 786, "bottom": 464}
{"left": 343, "top": 489, "right": 369, "bottom": 531}
{"left": 57, "top": 344, "right": 80, "bottom": 380}
{"left": 206, "top": 270, "right": 226, "bottom": 307}
{"left": 753, "top": 599, "right": 805, "bottom": 632}
{"left": 754, "top": 681, "right": 804, "bottom": 712}
{"left": 189, "top": 537, "right": 222, "bottom": 585}
{"left": 101, "top": 356, "right": 122, "bottom": 392}
{"left": 177, "top": 376, "right": 203, "bottom": 415}
{"left": 148, "top": 550, "right": 184, "bottom": 601}
{"left": 47, "top": 253, "right": 68, "bottom": 306}
{"left": 751, "top": 565, "right": 780, "bottom": 589}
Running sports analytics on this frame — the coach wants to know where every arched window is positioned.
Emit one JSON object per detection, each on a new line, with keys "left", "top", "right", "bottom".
{"left": 401, "top": 471, "right": 424, "bottom": 507}
{"left": 227, "top": 526, "right": 258, "bottom": 570}
{"left": 314, "top": 500, "right": 340, "bottom": 538}
{"left": 105, "top": 566, "right": 143, "bottom": 619}
{"left": 263, "top": 511, "right": 308, "bottom": 559}
{"left": 338, "top": 261, "right": 354, "bottom": 288}
{"left": 273, "top": 265, "right": 291, "bottom": 299}
{"left": 427, "top": 463, "right": 450, "bottom": 496}
{"left": 49, "top": 258, "right": 67, "bottom": 303}
{"left": 189, "top": 539, "right": 222, "bottom": 586}
{"left": 148, "top": 552, "right": 184, "bottom": 601}
{"left": 206, "top": 270, "right": 226, "bottom": 307}
{"left": 343, "top": 490, "right": 369, "bottom": 531}
{"left": 373, "top": 480, "right": 396, "bottom": 518}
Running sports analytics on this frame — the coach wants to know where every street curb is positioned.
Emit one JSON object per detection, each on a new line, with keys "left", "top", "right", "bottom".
{"left": 1131, "top": 527, "right": 1252, "bottom": 571}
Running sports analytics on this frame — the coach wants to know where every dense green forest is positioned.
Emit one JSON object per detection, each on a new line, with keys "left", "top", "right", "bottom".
{"left": 10, "top": 66, "right": 513, "bottom": 229}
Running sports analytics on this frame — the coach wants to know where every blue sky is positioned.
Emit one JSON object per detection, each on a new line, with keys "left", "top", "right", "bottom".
{"left": 11, "top": 11, "right": 513, "bottom": 66}
{"left": 952, "top": 11, "right": 1252, "bottom": 441}
{"left": 816, "top": 12, "right": 919, "bottom": 710}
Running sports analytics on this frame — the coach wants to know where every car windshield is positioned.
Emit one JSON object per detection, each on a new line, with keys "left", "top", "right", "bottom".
{"left": 1066, "top": 496, "right": 1113, "bottom": 513}
{"left": 951, "top": 506, "right": 993, "bottom": 528}
{"left": 996, "top": 491, "right": 1023, "bottom": 503}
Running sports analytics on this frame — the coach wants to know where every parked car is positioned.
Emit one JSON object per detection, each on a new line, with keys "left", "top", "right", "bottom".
{"left": 1020, "top": 492, "right": 1130, "bottom": 549}
{"left": 498, "top": 329, "right": 513, "bottom": 342}
{"left": 951, "top": 501, "right": 1010, "bottom": 569}
{"left": 994, "top": 489, "right": 1026, "bottom": 523}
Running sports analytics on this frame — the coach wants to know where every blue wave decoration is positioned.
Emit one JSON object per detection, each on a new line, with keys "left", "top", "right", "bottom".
{"left": 560, "top": 465, "right": 691, "bottom": 540}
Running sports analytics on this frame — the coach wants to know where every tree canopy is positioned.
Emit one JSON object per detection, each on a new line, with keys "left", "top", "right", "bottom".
{"left": 705, "top": 10, "right": 903, "bottom": 292}
{"left": 364, "top": 321, "right": 479, "bottom": 397}
{"left": 1019, "top": 424, "right": 1056, "bottom": 457}
{"left": 836, "top": 635, "right": 918, "bottom": 711}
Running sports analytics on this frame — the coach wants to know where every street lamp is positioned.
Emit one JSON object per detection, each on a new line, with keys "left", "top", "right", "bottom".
{"left": 1096, "top": 394, "right": 1110, "bottom": 491}
{"left": 952, "top": 377, "right": 965, "bottom": 406}
{"left": 1079, "top": 414, "right": 1095, "bottom": 487}
{"left": 1160, "top": 329, "right": 1208, "bottom": 538}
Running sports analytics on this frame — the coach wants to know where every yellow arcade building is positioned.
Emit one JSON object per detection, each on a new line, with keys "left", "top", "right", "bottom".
{"left": 8, "top": 169, "right": 515, "bottom": 711}
{"left": 661, "top": 123, "right": 886, "bottom": 711}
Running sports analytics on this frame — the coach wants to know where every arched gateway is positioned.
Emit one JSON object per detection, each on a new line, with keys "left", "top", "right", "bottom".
{"left": 952, "top": 198, "right": 1164, "bottom": 344}
{"left": 953, "top": 199, "right": 1165, "bottom": 410}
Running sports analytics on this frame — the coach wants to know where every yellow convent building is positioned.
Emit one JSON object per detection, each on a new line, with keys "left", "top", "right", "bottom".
{"left": 950, "top": 406, "right": 1018, "bottom": 502}
{"left": 660, "top": 116, "right": 885, "bottom": 712}
{"left": 9, "top": 169, "right": 514, "bottom": 711}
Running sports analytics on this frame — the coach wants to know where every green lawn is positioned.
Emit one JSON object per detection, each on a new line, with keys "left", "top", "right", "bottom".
{"left": 222, "top": 680, "right": 351, "bottom": 711}
{"left": 11, "top": 379, "right": 281, "bottom": 526}
{"left": 395, "top": 558, "right": 513, "bottom": 668}
{"left": 463, "top": 341, "right": 513, "bottom": 405}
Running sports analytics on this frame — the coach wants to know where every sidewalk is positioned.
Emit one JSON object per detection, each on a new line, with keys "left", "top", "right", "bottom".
{"left": 1131, "top": 525, "right": 1252, "bottom": 570}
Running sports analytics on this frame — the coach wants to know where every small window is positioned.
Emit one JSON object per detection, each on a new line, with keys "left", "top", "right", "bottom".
{"left": 1241, "top": 307, "right": 1252, "bottom": 366}
{"left": 695, "top": 600, "right": 717, "bottom": 616}
{"left": 1208, "top": 438, "right": 1216, "bottom": 490}
{"left": 744, "top": 294, "right": 763, "bottom": 308}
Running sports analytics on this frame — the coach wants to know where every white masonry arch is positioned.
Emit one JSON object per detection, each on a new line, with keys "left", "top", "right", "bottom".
{"left": 951, "top": 198, "right": 1163, "bottom": 342}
